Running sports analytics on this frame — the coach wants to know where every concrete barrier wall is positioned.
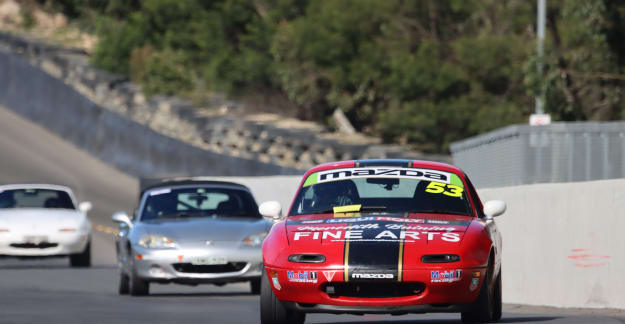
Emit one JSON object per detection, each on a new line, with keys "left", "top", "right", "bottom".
{"left": 0, "top": 51, "right": 301, "bottom": 177}
{"left": 211, "top": 176, "right": 302, "bottom": 213}
{"left": 479, "top": 179, "right": 625, "bottom": 309}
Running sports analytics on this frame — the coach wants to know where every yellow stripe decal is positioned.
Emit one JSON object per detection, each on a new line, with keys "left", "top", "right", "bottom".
{"left": 398, "top": 234, "right": 405, "bottom": 282}
{"left": 398, "top": 211, "right": 408, "bottom": 282}
{"left": 344, "top": 225, "right": 351, "bottom": 282}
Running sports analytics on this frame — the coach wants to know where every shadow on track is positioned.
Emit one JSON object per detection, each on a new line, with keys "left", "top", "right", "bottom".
{"left": 145, "top": 292, "right": 255, "bottom": 298}
{"left": 0, "top": 264, "right": 116, "bottom": 270}
{"left": 0, "top": 258, "right": 116, "bottom": 270}
{"left": 315, "top": 316, "right": 560, "bottom": 324}
{"left": 500, "top": 317, "right": 560, "bottom": 323}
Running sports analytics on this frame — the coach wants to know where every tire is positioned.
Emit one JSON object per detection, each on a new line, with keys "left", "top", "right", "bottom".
{"left": 69, "top": 241, "right": 91, "bottom": 268}
{"left": 129, "top": 269, "right": 149, "bottom": 296}
{"left": 461, "top": 264, "right": 498, "bottom": 323}
{"left": 260, "top": 267, "right": 305, "bottom": 324}
{"left": 491, "top": 270, "right": 502, "bottom": 321}
{"left": 118, "top": 271, "right": 130, "bottom": 295}
{"left": 250, "top": 278, "right": 261, "bottom": 295}
{"left": 128, "top": 250, "right": 149, "bottom": 296}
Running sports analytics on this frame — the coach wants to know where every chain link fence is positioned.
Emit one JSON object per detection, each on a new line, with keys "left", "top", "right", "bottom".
{"left": 450, "top": 122, "right": 625, "bottom": 188}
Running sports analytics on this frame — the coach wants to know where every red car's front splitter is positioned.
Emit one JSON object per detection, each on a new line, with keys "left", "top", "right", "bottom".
{"left": 265, "top": 267, "right": 485, "bottom": 312}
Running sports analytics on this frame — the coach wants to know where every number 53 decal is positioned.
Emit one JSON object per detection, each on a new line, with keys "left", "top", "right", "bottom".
{"left": 425, "top": 182, "right": 464, "bottom": 197}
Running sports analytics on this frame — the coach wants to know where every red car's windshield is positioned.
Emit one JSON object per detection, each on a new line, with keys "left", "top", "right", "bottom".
{"left": 289, "top": 167, "right": 472, "bottom": 216}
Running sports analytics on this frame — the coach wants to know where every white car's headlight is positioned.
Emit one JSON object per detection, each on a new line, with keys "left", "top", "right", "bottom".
{"left": 138, "top": 235, "right": 177, "bottom": 249}
{"left": 243, "top": 232, "right": 268, "bottom": 247}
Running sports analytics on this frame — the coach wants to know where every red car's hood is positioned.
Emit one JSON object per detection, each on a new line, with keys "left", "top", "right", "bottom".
{"left": 283, "top": 213, "right": 474, "bottom": 272}
{"left": 285, "top": 213, "right": 471, "bottom": 246}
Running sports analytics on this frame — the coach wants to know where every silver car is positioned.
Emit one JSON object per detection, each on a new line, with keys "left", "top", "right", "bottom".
{"left": 112, "top": 179, "right": 271, "bottom": 296}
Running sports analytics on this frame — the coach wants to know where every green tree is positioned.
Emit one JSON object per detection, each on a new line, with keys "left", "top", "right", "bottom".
{"left": 41, "top": 0, "right": 625, "bottom": 153}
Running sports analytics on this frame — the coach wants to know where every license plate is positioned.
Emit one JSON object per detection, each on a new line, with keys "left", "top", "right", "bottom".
{"left": 191, "top": 257, "right": 228, "bottom": 265}
{"left": 23, "top": 235, "right": 48, "bottom": 243}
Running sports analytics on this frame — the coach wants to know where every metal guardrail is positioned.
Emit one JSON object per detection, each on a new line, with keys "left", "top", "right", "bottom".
{"left": 450, "top": 122, "right": 625, "bottom": 188}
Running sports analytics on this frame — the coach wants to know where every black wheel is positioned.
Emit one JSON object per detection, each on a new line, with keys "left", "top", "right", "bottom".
{"left": 118, "top": 271, "right": 130, "bottom": 295}
{"left": 128, "top": 250, "right": 149, "bottom": 296}
{"left": 492, "top": 270, "right": 502, "bottom": 321}
{"left": 461, "top": 263, "right": 498, "bottom": 323}
{"left": 260, "top": 267, "right": 305, "bottom": 324}
{"left": 251, "top": 278, "right": 261, "bottom": 295}
{"left": 69, "top": 241, "right": 91, "bottom": 267}
{"left": 129, "top": 269, "right": 149, "bottom": 296}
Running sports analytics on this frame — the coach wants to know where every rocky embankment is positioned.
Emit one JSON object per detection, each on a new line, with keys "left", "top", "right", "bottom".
{"left": 0, "top": 28, "right": 449, "bottom": 171}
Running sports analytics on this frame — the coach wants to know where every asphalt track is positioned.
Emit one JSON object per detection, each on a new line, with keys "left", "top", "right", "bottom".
{"left": 1, "top": 105, "right": 624, "bottom": 324}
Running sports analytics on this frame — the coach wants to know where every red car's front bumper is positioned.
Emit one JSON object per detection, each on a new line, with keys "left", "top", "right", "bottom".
{"left": 265, "top": 266, "right": 486, "bottom": 314}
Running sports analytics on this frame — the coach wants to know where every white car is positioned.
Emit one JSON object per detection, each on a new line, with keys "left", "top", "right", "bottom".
{"left": 0, "top": 184, "right": 93, "bottom": 267}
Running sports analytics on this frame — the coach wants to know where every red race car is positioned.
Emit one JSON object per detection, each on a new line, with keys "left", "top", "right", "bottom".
{"left": 259, "top": 160, "right": 506, "bottom": 324}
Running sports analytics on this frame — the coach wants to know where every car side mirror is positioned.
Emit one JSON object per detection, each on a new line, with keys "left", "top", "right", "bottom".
{"left": 259, "top": 201, "right": 282, "bottom": 221}
{"left": 112, "top": 211, "right": 133, "bottom": 228}
{"left": 483, "top": 200, "right": 506, "bottom": 219}
{"left": 78, "top": 201, "right": 93, "bottom": 213}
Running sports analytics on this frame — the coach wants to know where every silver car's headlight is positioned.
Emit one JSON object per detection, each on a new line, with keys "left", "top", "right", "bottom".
{"left": 243, "top": 232, "right": 268, "bottom": 247}
{"left": 138, "top": 235, "right": 177, "bottom": 249}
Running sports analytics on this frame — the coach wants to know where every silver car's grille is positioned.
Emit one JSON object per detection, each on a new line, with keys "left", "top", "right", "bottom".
{"left": 10, "top": 242, "right": 58, "bottom": 249}
{"left": 172, "top": 262, "right": 247, "bottom": 274}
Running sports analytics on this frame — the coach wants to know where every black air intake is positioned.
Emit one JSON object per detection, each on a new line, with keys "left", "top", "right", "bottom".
{"left": 324, "top": 282, "right": 425, "bottom": 298}
{"left": 288, "top": 254, "right": 326, "bottom": 263}
{"left": 421, "top": 254, "right": 460, "bottom": 263}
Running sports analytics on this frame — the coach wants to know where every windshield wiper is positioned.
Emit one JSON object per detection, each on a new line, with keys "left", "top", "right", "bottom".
{"left": 160, "top": 212, "right": 206, "bottom": 219}
{"left": 410, "top": 209, "right": 469, "bottom": 216}
{"left": 360, "top": 206, "right": 386, "bottom": 212}
{"left": 214, "top": 211, "right": 253, "bottom": 217}
{"left": 308, "top": 209, "right": 334, "bottom": 214}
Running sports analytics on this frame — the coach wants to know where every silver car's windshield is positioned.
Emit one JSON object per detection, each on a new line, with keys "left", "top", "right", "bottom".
{"left": 141, "top": 187, "right": 260, "bottom": 221}
{"left": 0, "top": 189, "right": 75, "bottom": 209}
